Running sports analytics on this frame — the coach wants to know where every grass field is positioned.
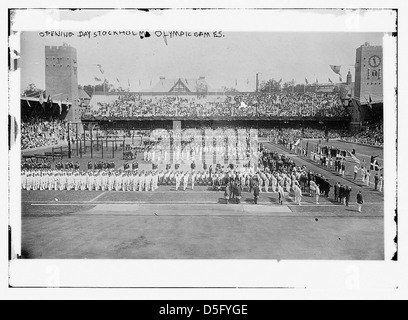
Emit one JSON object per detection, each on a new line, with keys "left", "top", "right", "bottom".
{"left": 21, "top": 141, "right": 385, "bottom": 260}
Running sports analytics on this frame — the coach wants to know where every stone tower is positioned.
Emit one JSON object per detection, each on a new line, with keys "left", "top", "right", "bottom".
{"left": 349, "top": 42, "right": 383, "bottom": 133}
{"left": 45, "top": 43, "right": 80, "bottom": 122}
{"left": 354, "top": 42, "right": 383, "bottom": 105}
{"left": 346, "top": 70, "right": 352, "bottom": 85}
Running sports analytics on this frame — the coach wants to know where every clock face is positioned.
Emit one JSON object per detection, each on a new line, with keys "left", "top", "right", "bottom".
{"left": 369, "top": 55, "right": 381, "bottom": 68}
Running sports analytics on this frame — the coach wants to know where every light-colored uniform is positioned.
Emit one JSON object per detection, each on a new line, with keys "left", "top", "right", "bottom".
{"left": 108, "top": 174, "right": 115, "bottom": 191}
{"left": 115, "top": 174, "right": 122, "bottom": 191}
{"left": 48, "top": 172, "right": 55, "bottom": 190}
{"left": 74, "top": 173, "right": 80, "bottom": 191}
{"left": 271, "top": 175, "right": 277, "bottom": 192}
{"left": 139, "top": 173, "right": 145, "bottom": 192}
{"left": 191, "top": 172, "right": 196, "bottom": 190}
{"left": 294, "top": 185, "right": 302, "bottom": 205}
{"left": 315, "top": 185, "right": 320, "bottom": 204}
{"left": 80, "top": 173, "right": 87, "bottom": 191}
{"left": 366, "top": 171, "right": 371, "bottom": 187}
{"left": 183, "top": 173, "right": 189, "bottom": 191}
{"left": 132, "top": 172, "right": 139, "bottom": 191}
{"left": 175, "top": 173, "right": 181, "bottom": 191}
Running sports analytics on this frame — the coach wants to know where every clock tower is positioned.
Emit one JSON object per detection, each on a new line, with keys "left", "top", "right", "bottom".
{"left": 354, "top": 42, "right": 383, "bottom": 105}
{"left": 348, "top": 42, "right": 383, "bottom": 133}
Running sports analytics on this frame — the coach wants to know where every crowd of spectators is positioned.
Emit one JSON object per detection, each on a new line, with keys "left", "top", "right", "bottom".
{"left": 85, "top": 92, "right": 349, "bottom": 119}
{"left": 266, "top": 127, "right": 347, "bottom": 146}
{"left": 341, "top": 123, "right": 383, "bottom": 147}
{"left": 21, "top": 118, "right": 75, "bottom": 150}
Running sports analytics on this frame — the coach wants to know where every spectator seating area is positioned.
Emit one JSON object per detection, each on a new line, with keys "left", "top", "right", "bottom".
{"left": 21, "top": 118, "right": 75, "bottom": 150}
{"left": 84, "top": 92, "right": 349, "bottom": 119}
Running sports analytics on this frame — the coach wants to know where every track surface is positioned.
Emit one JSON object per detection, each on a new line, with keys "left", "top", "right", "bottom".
{"left": 21, "top": 142, "right": 385, "bottom": 260}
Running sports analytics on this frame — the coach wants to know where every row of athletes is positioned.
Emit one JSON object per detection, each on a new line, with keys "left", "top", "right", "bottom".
{"left": 21, "top": 168, "right": 259, "bottom": 192}
{"left": 22, "top": 169, "right": 160, "bottom": 192}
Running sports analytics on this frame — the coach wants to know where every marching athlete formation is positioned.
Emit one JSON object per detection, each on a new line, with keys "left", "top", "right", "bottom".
{"left": 21, "top": 169, "right": 160, "bottom": 192}
{"left": 22, "top": 146, "right": 381, "bottom": 209}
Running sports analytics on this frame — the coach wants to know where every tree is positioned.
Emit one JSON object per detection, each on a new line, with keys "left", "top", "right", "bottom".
{"left": 259, "top": 79, "right": 282, "bottom": 93}
{"left": 22, "top": 83, "right": 43, "bottom": 97}
{"left": 83, "top": 85, "right": 94, "bottom": 97}
{"left": 92, "top": 79, "right": 114, "bottom": 93}
{"left": 294, "top": 84, "right": 305, "bottom": 93}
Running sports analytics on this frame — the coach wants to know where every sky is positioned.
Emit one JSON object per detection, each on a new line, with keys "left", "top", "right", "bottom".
{"left": 20, "top": 31, "right": 384, "bottom": 93}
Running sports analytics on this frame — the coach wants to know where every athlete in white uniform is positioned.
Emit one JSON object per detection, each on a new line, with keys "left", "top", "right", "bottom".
{"left": 191, "top": 171, "right": 196, "bottom": 190}
{"left": 183, "top": 172, "right": 189, "bottom": 191}
{"left": 139, "top": 172, "right": 145, "bottom": 192}
{"left": 175, "top": 172, "right": 181, "bottom": 191}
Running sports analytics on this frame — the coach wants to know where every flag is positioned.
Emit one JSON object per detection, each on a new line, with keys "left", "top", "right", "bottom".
{"left": 328, "top": 78, "right": 333, "bottom": 84}
{"left": 45, "top": 95, "right": 52, "bottom": 112}
{"left": 339, "top": 76, "right": 343, "bottom": 82}
{"left": 24, "top": 94, "right": 31, "bottom": 108}
{"left": 128, "top": 79, "right": 131, "bottom": 87}
{"left": 116, "top": 78, "right": 120, "bottom": 84}
{"left": 58, "top": 100, "right": 62, "bottom": 115}
{"left": 94, "top": 77, "right": 102, "bottom": 82}
{"left": 365, "top": 96, "right": 373, "bottom": 109}
{"left": 330, "top": 65, "right": 342, "bottom": 75}
{"left": 305, "top": 78, "right": 309, "bottom": 85}
{"left": 353, "top": 98, "right": 361, "bottom": 114}
{"left": 97, "top": 64, "right": 104, "bottom": 74}
{"left": 346, "top": 150, "right": 360, "bottom": 165}
{"left": 39, "top": 93, "right": 44, "bottom": 106}
{"left": 49, "top": 96, "right": 53, "bottom": 111}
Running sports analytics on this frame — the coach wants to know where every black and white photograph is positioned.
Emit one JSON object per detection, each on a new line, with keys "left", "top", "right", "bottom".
{"left": 4, "top": 5, "right": 407, "bottom": 298}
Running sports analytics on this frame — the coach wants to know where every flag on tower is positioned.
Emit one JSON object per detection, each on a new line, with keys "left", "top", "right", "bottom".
{"left": 305, "top": 78, "right": 309, "bottom": 85}
{"left": 365, "top": 96, "right": 373, "bottom": 109}
{"left": 328, "top": 78, "right": 333, "bottom": 84}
